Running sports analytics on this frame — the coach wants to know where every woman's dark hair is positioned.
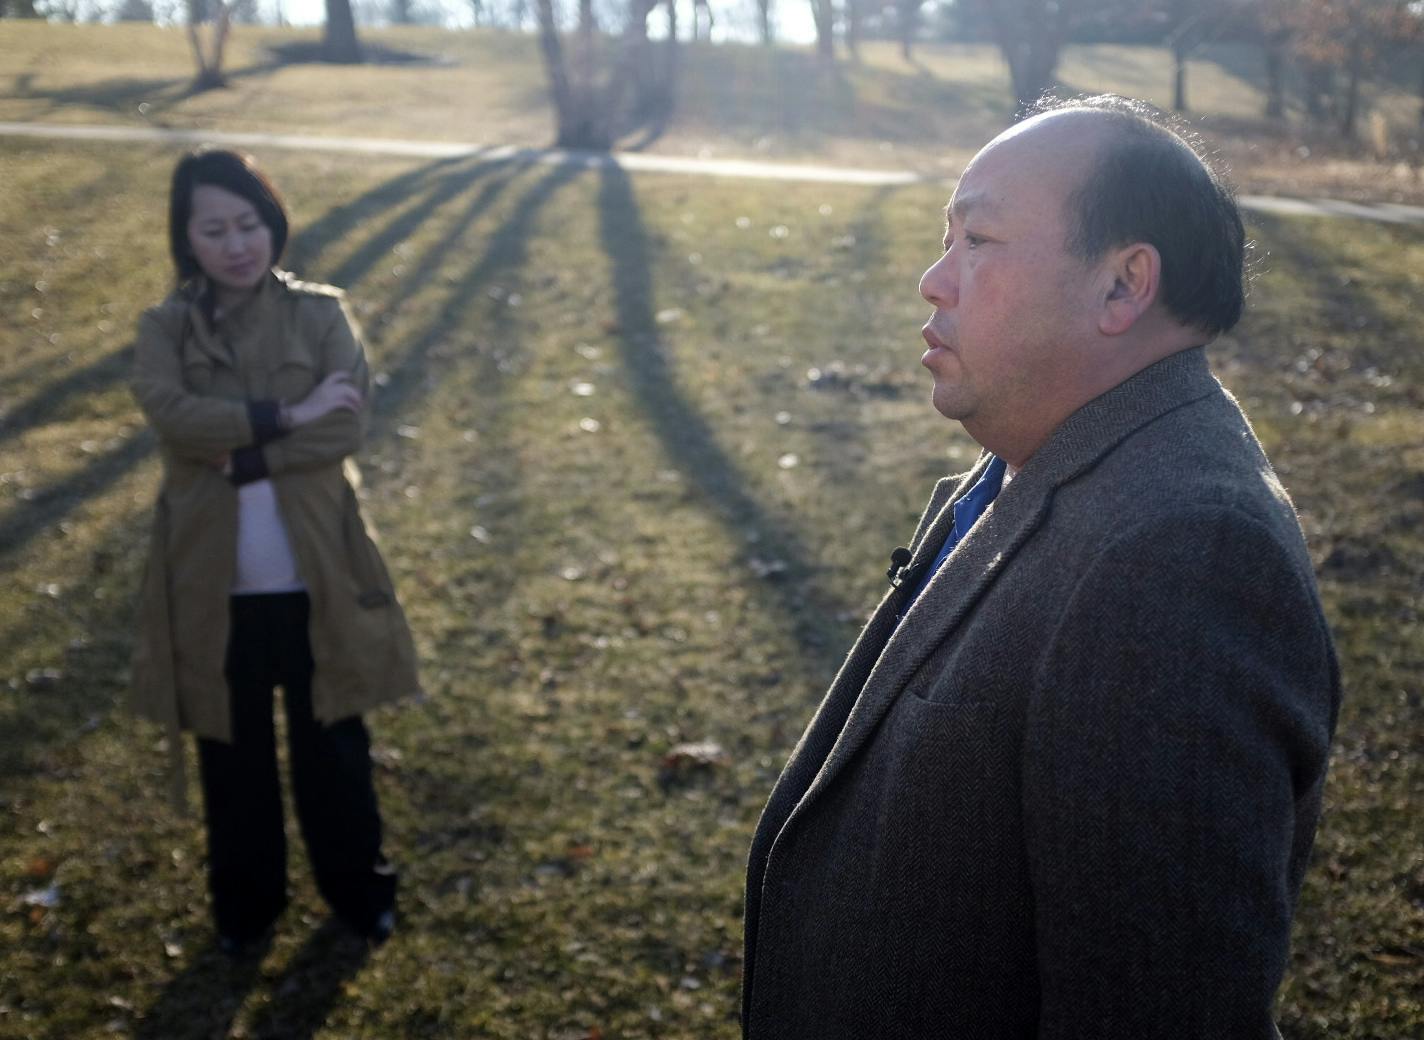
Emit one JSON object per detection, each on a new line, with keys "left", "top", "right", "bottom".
{"left": 168, "top": 148, "right": 289, "bottom": 283}
{"left": 1028, "top": 94, "right": 1248, "bottom": 339}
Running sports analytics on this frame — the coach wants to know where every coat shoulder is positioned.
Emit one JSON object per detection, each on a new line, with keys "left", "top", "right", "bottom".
{"left": 275, "top": 270, "right": 347, "bottom": 304}
{"left": 140, "top": 289, "right": 193, "bottom": 330}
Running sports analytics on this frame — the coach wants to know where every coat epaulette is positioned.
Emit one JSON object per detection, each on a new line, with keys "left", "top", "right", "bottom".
{"left": 275, "top": 270, "right": 346, "bottom": 301}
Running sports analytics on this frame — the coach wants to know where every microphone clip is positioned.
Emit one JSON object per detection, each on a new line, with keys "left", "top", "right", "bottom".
{"left": 886, "top": 546, "right": 914, "bottom": 589}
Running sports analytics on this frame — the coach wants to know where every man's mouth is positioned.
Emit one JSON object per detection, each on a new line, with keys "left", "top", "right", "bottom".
{"left": 921, "top": 325, "right": 952, "bottom": 353}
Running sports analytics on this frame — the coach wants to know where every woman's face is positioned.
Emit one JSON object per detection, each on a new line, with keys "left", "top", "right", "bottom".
{"left": 186, "top": 183, "right": 273, "bottom": 300}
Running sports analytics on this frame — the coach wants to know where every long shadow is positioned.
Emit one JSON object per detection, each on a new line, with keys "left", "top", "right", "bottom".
{"left": 0, "top": 346, "right": 132, "bottom": 448}
{"left": 596, "top": 162, "right": 850, "bottom": 666}
{"left": 0, "top": 427, "right": 154, "bottom": 564}
{"left": 286, "top": 155, "right": 477, "bottom": 275}
{"left": 324, "top": 157, "right": 515, "bottom": 292}
{"left": 132, "top": 940, "right": 268, "bottom": 1040}
{"left": 242, "top": 921, "right": 370, "bottom": 1040}
{"left": 14, "top": 57, "right": 286, "bottom": 123}
{"left": 367, "top": 159, "right": 587, "bottom": 434}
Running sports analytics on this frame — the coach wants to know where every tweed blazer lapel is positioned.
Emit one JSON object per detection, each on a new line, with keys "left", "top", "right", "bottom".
{"left": 788, "top": 347, "right": 1222, "bottom": 817}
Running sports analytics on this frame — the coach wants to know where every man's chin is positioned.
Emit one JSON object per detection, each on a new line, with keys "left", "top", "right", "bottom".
{"left": 930, "top": 385, "right": 972, "bottom": 422}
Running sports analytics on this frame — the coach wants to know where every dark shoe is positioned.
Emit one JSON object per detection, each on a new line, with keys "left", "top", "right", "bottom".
{"left": 216, "top": 930, "right": 269, "bottom": 959}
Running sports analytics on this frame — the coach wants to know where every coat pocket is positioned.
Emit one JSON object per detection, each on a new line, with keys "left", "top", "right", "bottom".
{"left": 271, "top": 355, "right": 317, "bottom": 402}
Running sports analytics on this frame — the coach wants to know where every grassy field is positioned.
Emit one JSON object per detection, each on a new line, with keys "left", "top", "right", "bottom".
{"left": 0, "top": 24, "right": 1422, "bottom": 1040}
{"left": 2, "top": 22, "right": 1423, "bottom": 202}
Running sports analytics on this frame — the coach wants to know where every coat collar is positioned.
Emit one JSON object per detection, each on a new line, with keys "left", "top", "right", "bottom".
{"left": 791, "top": 346, "right": 1221, "bottom": 814}
{"left": 182, "top": 269, "right": 283, "bottom": 365}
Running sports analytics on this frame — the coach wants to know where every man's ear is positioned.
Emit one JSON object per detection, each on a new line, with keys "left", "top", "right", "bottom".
{"left": 1097, "top": 242, "right": 1161, "bottom": 337}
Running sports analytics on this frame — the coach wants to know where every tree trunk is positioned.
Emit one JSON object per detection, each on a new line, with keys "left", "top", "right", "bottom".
{"left": 187, "top": 1, "right": 231, "bottom": 91}
{"left": 1418, "top": 56, "right": 1424, "bottom": 130}
{"left": 1303, "top": 61, "right": 1332, "bottom": 122}
{"left": 1264, "top": 37, "right": 1285, "bottom": 120}
{"left": 323, "top": 0, "right": 362, "bottom": 64}
{"left": 758, "top": 0, "right": 772, "bottom": 45}
{"left": 812, "top": 0, "right": 834, "bottom": 63}
{"left": 1340, "top": 38, "right": 1362, "bottom": 139}
{"left": 1172, "top": 38, "right": 1188, "bottom": 113}
{"left": 846, "top": 0, "right": 860, "bottom": 62}
{"left": 980, "top": 0, "right": 1064, "bottom": 113}
{"left": 897, "top": 0, "right": 918, "bottom": 62}
{"left": 535, "top": 0, "right": 588, "bottom": 146}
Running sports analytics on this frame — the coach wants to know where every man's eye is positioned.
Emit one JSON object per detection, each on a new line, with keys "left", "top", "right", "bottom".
{"left": 964, "top": 234, "right": 984, "bottom": 249}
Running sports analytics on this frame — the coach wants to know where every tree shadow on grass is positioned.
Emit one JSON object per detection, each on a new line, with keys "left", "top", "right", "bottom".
{"left": 0, "top": 427, "right": 154, "bottom": 562}
{"left": 132, "top": 939, "right": 269, "bottom": 1040}
{"left": 0, "top": 346, "right": 133, "bottom": 450}
{"left": 286, "top": 155, "right": 481, "bottom": 276}
{"left": 365, "top": 159, "right": 587, "bottom": 435}
{"left": 11, "top": 58, "right": 285, "bottom": 124}
{"left": 596, "top": 161, "right": 851, "bottom": 669}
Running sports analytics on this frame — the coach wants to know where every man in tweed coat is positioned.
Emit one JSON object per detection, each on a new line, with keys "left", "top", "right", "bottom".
{"left": 742, "top": 96, "right": 1341, "bottom": 1039}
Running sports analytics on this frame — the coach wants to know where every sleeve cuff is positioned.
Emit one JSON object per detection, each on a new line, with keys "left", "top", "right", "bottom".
{"left": 228, "top": 445, "right": 270, "bottom": 486}
{"left": 246, "top": 400, "right": 288, "bottom": 445}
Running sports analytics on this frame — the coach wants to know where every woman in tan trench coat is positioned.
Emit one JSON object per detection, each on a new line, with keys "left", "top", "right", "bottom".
{"left": 129, "top": 148, "right": 420, "bottom": 955}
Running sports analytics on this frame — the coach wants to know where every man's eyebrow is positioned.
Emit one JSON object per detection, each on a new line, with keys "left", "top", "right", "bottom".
{"left": 945, "top": 193, "right": 995, "bottom": 222}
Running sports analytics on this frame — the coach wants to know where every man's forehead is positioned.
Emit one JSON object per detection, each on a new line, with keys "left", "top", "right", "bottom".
{"left": 945, "top": 119, "right": 1106, "bottom": 221}
{"left": 943, "top": 191, "right": 1000, "bottom": 222}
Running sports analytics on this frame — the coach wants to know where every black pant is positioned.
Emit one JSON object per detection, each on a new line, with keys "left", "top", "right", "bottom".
{"left": 197, "top": 592, "right": 396, "bottom": 941}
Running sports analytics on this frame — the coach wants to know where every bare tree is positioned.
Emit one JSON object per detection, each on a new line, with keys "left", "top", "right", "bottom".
{"left": 324, "top": 0, "right": 363, "bottom": 63}
{"left": 532, "top": 0, "right": 681, "bottom": 148}
{"left": 845, "top": 0, "right": 861, "bottom": 61}
{"left": 1290, "top": 0, "right": 1412, "bottom": 138}
{"left": 116, "top": 0, "right": 155, "bottom": 19}
{"left": 810, "top": 0, "right": 834, "bottom": 63}
{"left": 896, "top": 0, "right": 926, "bottom": 61}
{"left": 187, "top": 0, "right": 231, "bottom": 91}
{"left": 758, "top": 0, "right": 773, "bottom": 44}
{"left": 975, "top": 0, "right": 1073, "bottom": 112}
{"left": 1257, "top": 0, "right": 1294, "bottom": 120}
{"left": 691, "top": 0, "right": 713, "bottom": 42}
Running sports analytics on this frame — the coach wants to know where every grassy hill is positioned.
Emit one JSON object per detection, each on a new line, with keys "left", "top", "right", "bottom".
{"left": 0, "top": 24, "right": 1421, "bottom": 1040}
{"left": 2, "top": 22, "right": 1423, "bottom": 202}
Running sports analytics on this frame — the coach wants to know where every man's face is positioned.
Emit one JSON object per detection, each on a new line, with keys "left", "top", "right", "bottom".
{"left": 917, "top": 121, "right": 1101, "bottom": 446}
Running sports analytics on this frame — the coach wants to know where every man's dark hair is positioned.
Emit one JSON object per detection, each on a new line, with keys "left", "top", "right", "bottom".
{"left": 1029, "top": 94, "right": 1247, "bottom": 338}
{"left": 167, "top": 148, "right": 289, "bottom": 283}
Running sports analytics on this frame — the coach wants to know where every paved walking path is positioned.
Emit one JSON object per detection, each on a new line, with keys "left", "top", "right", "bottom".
{"left": 5, "top": 121, "right": 1424, "bottom": 224}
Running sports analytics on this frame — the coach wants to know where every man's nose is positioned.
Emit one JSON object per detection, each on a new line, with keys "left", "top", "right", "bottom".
{"left": 919, "top": 253, "right": 957, "bottom": 308}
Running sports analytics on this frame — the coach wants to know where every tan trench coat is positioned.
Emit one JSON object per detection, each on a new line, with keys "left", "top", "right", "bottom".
{"left": 129, "top": 270, "right": 420, "bottom": 767}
